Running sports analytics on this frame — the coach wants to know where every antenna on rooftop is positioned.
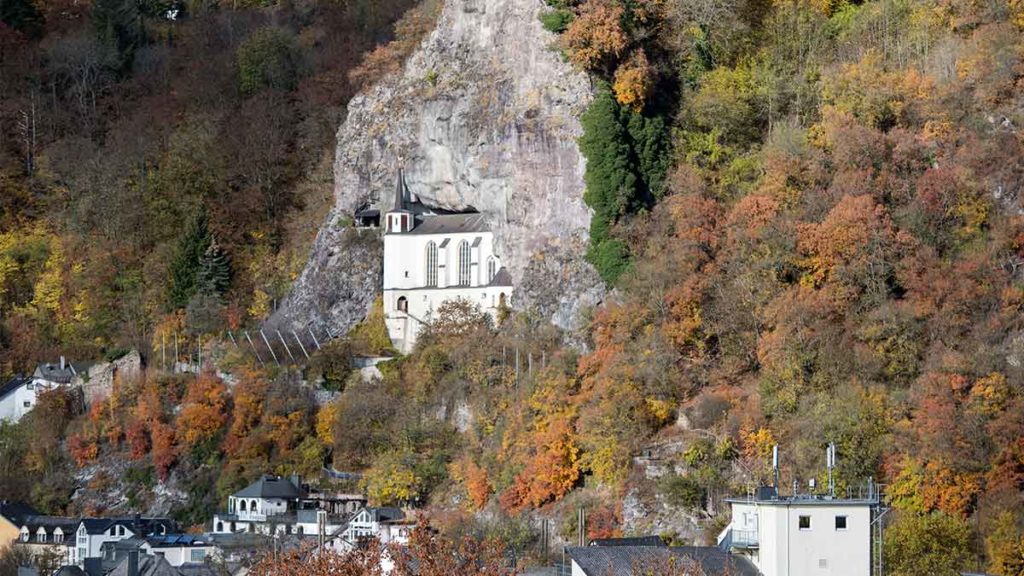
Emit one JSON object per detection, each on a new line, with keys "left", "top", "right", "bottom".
{"left": 772, "top": 445, "right": 780, "bottom": 490}
{"left": 827, "top": 442, "right": 836, "bottom": 497}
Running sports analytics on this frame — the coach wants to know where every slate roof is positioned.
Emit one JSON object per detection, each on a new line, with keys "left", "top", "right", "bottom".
{"left": 405, "top": 213, "right": 489, "bottom": 236}
{"left": 107, "top": 555, "right": 218, "bottom": 576}
{"left": 33, "top": 361, "right": 93, "bottom": 384}
{"left": 233, "top": 475, "right": 303, "bottom": 499}
{"left": 392, "top": 169, "right": 411, "bottom": 213}
{"left": 566, "top": 546, "right": 760, "bottom": 576}
{"left": 366, "top": 507, "right": 405, "bottom": 523}
{"left": 0, "top": 501, "right": 40, "bottom": 525}
{"left": 489, "top": 267, "right": 513, "bottom": 287}
{"left": 19, "top": 514, "right": 80, "bottom": 534}
{"left": 146, "top": 534, "right": 210, "bottom": 548}
{"left": 0, "top": 376, "right": 31, "bottom": 401}
{"left": 79, "top": 517, "right": 176, "bottom": 536}
{"left": 590, "top": 536, "right": 666, "bottom": 547}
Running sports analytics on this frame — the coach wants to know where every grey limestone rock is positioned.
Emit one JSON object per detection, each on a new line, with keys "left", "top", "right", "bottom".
{"left": 274, "top": 0, "right": 603, "bottom": 336}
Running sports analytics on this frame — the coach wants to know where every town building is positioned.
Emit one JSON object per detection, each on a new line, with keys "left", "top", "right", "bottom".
{"left": 99, "top": 535, "right": 216, "bottom": 568}
{"left": 17, "top": 515, "right": 78, "bottom": 564}
{"left": 71, "top": 517, "right": 177, "bottom": 566}
{"left": 0, "top": 352, "right": 142, "bottom": 423}
{"left": 335, "top": 506, "right": 408, "bottom": 546}
{"left": 211, "top": 474, "right": 365, "bottom": 537}
{"left": 0, "top": 358, "right": 91, "bottom": 423}
{"left": 382, "top": 171, "right": 512, "bottom": 353}
{"left": 100, "top": 550, "right": 218, "bottom": 576}
{"left": 718, "top": 485, "right": 884, "bottom": 576}
{"left": 566, "top": 544, "right": 759, "bottom": 576}
{"left": 0, "top": 501, "right": 39, "bottom": 549}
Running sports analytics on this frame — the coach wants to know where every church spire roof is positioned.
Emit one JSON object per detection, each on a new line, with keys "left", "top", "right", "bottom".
{"left": 392, "top": 169, "right": 408, "bottom": 212}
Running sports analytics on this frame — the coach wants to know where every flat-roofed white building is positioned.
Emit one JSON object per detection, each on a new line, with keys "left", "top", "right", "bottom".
{"left": 382, "top": 172, "right": 512, "bottom": 353}
{"left": 719, "top": 486, "right": 881, "bottom": 576}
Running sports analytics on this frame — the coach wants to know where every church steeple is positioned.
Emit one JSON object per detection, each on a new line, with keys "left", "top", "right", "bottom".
{"left": 393, "top": 169, "right": 408, "bottom": 212}
{"left": 385, "top": 168, "right": 413, "bottom": 233}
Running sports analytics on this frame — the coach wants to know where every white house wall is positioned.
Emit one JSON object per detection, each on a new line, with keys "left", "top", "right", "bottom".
{"left": 383, "top": 227, "right": 509, "bottom": 353}
{"left": 729, "top": 502, "right": 872, "bottom": 576}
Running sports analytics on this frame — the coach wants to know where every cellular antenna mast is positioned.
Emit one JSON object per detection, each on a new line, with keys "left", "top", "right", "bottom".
{"left": 773, "top": 445, "right": 780, "bottom": 490}
{"left": 827, "top": 442, "right": 836, "bottom": 497}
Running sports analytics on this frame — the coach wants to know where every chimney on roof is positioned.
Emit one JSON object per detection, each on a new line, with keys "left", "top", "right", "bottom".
{"left": 59, "top": 356, "right": 65, "bottom": 370}
{"left": 83, "top": 558, "right": 103, "bottom": 576}
{"left": 127, "top": 549, "right": 139, "bottom": 576}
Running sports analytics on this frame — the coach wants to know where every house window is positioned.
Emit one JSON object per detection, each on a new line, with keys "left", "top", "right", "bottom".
{"left": 425, "top": 242, "right": 438, "bottom": 287}
{"left": 190, "top": 549, "right": 206, "bottom": 562}
{"left": 23, "top": 401, "right": 31, "bottom": 408}
{"left": 835, "top": 515, "right": 848, "bottom": 530}
{"left": 20, "top": 532, "right": 28, "bottom": 542}
{"left": 458, "top": 241, "right": 471, "bottom": 286}
{"left": 239, "top": 500, "right": 247, "bottom": 512}
{"left": 54, "top": 532, "right": 63, "bottom": 543}
{"left": 799, "top": 516, "right": 811, "bottom": 530}
{"left": 26, "top": 382, "right": 33, "bottom": 390}
{"left": 487, "top": 258, "right": 496, "bottom": 283}
{"left": 216, "top": 522, "right": 223, "bottom": 533}
{"left": 397, "top": 296, "right": 408, "bottom": 313}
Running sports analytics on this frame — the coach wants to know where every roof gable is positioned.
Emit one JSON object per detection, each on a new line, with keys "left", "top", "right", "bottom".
{"left": 567, "top": 546, "right": 759, "bottom": 576}
{"left": 234, "top": 475, "right": 302, "bottom": 499}
{"left": 0, "top": 376, "right": 31, "bottom": 401}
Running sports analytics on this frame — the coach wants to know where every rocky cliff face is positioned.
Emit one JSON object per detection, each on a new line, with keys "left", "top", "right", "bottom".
{"left": 273, "top": 0, "right": 602, "bottom": 335}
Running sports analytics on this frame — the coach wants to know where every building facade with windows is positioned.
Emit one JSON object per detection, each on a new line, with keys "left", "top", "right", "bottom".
{"left": 719, "top": 487, "right": 879, "bottom": 576}
{"left": 71, "top": 517, "right": 176, "bottom": 566}
{"left": 382, "top": 172, "right": 512, "bottom": 353}
{"left": 0, "top": 358, "right": 97, "bottom": 423}
{"left": 211, "top": 474, "right": 364, "bottom": 537}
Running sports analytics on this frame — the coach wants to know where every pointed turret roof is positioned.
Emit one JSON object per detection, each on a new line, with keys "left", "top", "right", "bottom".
{"left": 391, "top": 169, "right": 410, "bottom": 213}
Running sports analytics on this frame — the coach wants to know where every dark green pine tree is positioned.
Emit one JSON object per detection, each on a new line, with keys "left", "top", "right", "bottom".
{"left": 167, "top": 209, "right": 211, "bottom": 310}
{"left": 91, "top": 0, "right": 142, "bottom": 71}
{"left": 0, "top": 0, "right": 44, "bottom": 37}
{"left": 196, "top": 237, "right": 232, "bottom": 296}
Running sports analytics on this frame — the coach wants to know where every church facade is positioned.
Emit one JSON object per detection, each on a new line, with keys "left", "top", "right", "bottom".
{"left": 382, "top": 173, "right": 511, "bottom": 353}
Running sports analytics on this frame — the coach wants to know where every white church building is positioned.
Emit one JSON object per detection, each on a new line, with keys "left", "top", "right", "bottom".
{"left": 381, "top": 172, "right": 512, "bottom": 353}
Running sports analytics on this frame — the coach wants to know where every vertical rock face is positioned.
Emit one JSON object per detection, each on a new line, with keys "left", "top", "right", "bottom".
{"left": 273, "top": 0, "right": 603, "bottom": 335}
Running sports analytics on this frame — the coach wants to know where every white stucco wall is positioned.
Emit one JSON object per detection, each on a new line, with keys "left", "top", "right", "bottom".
{"left": 728, "top": 500, "right": 873, "bottom": 576}
{"left": 383, "top": 220, "right": 509, "bottom": 353}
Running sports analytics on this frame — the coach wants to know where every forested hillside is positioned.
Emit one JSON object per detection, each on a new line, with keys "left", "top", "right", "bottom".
{"left": 0, "top": 0, "right": 436, "bottom": 373}
{"left": 3, "top": 0, "right": 1024, "bottom": 574}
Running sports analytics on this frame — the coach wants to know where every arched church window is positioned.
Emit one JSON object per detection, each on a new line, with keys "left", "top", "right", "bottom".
{"left": 397, "top": 297, "right": 408, "bottom": 313}
{"left": 239, "top": 500, "right": 247, "bottom": 512}
{"left": 458, "top": 241, "right": 471, "bottom": 286}
{"left": 425, "top": 242, "right": 438, "bottom": 287}
{"left": 487, "top": 257, "right": 497, "bottom": 283}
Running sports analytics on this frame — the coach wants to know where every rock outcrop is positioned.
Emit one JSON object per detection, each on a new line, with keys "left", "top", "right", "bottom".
{"left": 274, "top": 0, "right": 602, "bottom": 335}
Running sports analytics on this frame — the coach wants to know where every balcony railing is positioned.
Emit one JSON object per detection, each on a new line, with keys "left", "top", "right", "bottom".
{"left": 730, "top": 529, "right": 759, "bottom": 548}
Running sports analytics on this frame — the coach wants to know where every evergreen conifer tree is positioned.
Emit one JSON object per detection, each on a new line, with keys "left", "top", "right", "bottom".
{"left": 0, "top": 0, "right": 44, "bottom": 37}
{"left": 578, "top": 85, "right": 640, "bottom": 284}
{"left": 167, "top": 209, "right": 211, "bottom": 310}
{"left": 196, "top": 237, "right": 232, "bottom": 296}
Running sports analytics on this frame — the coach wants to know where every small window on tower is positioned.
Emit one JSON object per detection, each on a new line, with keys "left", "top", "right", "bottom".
{"left": 835, "top": 516, "right": 847, "bottom": 530}
{"left": 799, "top": 516, "right": 811, "bottom": 530}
